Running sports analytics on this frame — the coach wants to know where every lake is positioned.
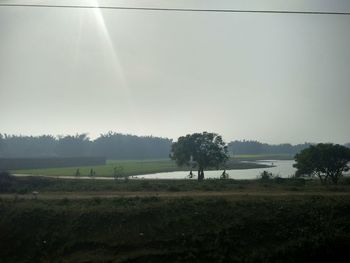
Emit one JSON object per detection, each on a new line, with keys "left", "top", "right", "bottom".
{"left": 134, "top": 160, "right": 296, "bottom": 180}
{"left": 13, "top": 160, "right": 297, "bottom": 180}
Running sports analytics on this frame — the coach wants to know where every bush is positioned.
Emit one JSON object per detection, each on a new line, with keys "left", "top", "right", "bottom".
{"left": 168, "top": 185, "right": 180, "bottom": 192}
{"left": 340, "top": 176, "right": 350, "bottom": 185}
{"left": 258, "top": 171, "right": 274, "bottom": 180}
{"left": 0, "top": 171, "right": 16, "bottom": 192}
{"left": 274, "top": 176, "right": 284, "bottom": 184}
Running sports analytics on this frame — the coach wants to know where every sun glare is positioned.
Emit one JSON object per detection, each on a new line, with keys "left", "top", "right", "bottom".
{"left": 91, "top": 0, "right": 133, "bottom": 108}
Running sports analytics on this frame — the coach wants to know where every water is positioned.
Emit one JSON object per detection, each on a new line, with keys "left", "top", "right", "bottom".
{"left": 134, "top": 160, "right": 296, "bottom": 180}
{"left": 14, "top": 160, "right": 297, "bottom": 180}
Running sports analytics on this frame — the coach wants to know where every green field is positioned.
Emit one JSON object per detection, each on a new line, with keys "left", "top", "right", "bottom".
{"left": 13, "top": 158, "right": 271, "bottom": 178}
{"left": 14, "top": 159, "right": 178, "bottom": 177}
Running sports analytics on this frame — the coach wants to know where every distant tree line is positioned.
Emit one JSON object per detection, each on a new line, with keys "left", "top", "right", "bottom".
{"left": 1, "top": 133, "right": 348, "bottom": 160}
{"left": 228, "top": 140, "right": 313, "bottom": 155}
{"left": 0, "top": 132, "right": 172, "bottom": 159}
{"left": 229, "top": 140, "right": 350, "bottom": 155}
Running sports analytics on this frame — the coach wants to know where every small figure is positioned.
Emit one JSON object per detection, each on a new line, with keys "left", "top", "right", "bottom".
{"left": 75, "top": 168, "right": 80, "bottom": 177}
{"left": 113, "top": 167, "right": 118, "bottom": 179}
{"left": 32, "top": 191, "right": 39, "bottom": 199}
{"left": 221, "top": 170, "right": 229, "bottom": 179}
{"left": 188, "top": 170, "right": 193, "bottom": 179}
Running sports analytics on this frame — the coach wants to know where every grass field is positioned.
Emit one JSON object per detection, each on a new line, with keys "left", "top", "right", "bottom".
{"left": 12, "top": 158, "right": 272, "bottom": 178}
{"left": 14, "top": 159, "right": 179, "bottom": 177}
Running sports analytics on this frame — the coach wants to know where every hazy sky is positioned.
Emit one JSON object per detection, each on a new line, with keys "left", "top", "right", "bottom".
{"left": 1, "top": 0, "right": 350, "bottom": 144}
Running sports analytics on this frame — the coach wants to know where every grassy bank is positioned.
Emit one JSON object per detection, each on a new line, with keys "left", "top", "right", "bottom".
{"left": 1, "top": 195, "right": 350, "bottom": 263}
{"left": 1, "top": 175, "right": 350, "bottom": 195}
{"left": 13, "top": 158, "right": 271, "bottom": 178}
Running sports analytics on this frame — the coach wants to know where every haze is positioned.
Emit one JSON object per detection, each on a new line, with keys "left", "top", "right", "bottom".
{"left": 1, "top": 0, "right": 350, "bottom": 144}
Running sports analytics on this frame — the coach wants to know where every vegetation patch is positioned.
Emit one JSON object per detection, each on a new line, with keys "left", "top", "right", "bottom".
{"left": 1, "top": 196, "right": 350, "bottom": 262}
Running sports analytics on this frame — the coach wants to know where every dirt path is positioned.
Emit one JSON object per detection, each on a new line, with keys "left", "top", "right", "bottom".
{"left": 2, "top": 190, "right": 350, "bottom": 200}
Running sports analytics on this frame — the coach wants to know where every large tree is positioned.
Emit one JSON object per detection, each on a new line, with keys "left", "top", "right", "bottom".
{"left": 294, "top": 143, "right": 350, "bottom": 184}
{"left": 170, "top": 132, "right": 229, "bottom": 181}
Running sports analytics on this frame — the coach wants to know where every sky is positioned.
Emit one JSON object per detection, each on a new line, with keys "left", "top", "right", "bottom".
{"left": 1, "top": 0, "right": 350, "bottom": 144}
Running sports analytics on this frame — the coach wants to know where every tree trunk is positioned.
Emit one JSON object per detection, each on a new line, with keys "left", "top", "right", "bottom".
{"left": 330, "top": 172, "right": 340, "bottom": 184}
{"left": 198, "top": 168, "right": 204, "bottom": 181}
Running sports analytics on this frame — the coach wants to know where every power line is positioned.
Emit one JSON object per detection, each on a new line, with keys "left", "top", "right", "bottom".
{"left": 0, "top": 3, "right": 350, "bottom": 15}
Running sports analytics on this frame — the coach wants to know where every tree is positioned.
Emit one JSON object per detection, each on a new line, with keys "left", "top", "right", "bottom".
{"left": 113, "top": 166, "right": 124, "bottom": 179}
{"left": 258, "top": 170, "right": 274, "bottom": 180}
{"left": 293, "top": 143, "right": 350, "bottom": 184}
{"left": 56, "top": 134, "right": 91, "bottom": 157}
{"left": 170, "top": 132, "right": 229, "bottom": 181}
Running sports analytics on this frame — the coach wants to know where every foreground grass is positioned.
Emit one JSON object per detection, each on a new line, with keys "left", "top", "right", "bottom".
{"left": 13, "top": 158, "right": 270, "bottom": 178}
{"left": 1, "top": 195, "right": 350, "bottom": 263}
{"left": 2, "top": 175, "right": 350, "bottom": 262}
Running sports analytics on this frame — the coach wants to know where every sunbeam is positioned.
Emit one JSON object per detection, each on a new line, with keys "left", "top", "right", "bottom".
{"left": 91, "top": 0, "right": 133, "bottom": 111}
{"left": 73, "top": 9, "right": 83, "bottom": 66}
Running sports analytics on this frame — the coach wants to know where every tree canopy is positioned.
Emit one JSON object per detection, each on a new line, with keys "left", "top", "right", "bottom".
{"left": 293, "top": 143, "right": 350, "bottom": 184}
{"left": 170, "top": 132, "right": 229, "bottom": 181}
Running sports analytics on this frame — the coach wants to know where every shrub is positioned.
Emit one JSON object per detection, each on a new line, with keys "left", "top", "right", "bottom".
{"left": 340, "top": 176, "right": 350, "bottom": 185}
{"left": 168, "top": 185, "right": 180, "bottom": 192}
{"left": 0, "top": 171, "right": 16, "bottom": 192}
{"left": 258, "top": 170, "right": 274, "bottom": 180}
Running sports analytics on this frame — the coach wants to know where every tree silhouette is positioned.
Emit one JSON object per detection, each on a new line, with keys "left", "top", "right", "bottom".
{"left": 294, "top": 143, "right": 350, "bottom": 184}
{"left": 170, "top": 132, "right": 229, "bottom": 181}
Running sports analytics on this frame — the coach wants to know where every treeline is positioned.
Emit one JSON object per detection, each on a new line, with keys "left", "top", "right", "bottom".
{"left": 0, "top": 132, "right": 172, "bottom": 160}
{"left": 227, "top": 140, "right": 350, "bottom": 155}
{"left": 1, "top": 133, "right": 348, "bottom": 159}
{"left": 228, "top": 140, "right": 313, "bottom": 155}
